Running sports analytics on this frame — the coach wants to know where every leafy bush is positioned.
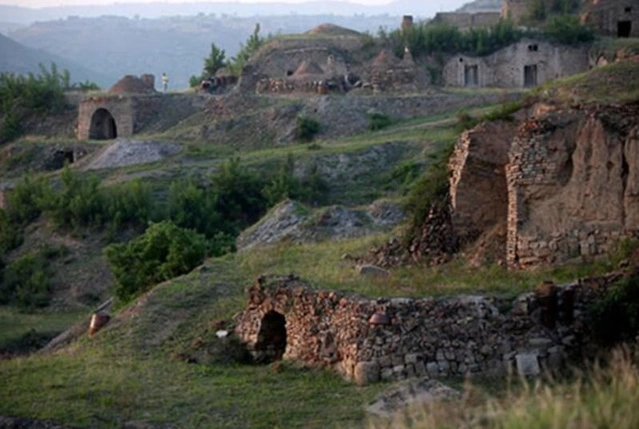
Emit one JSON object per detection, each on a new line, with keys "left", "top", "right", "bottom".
{"left": 262, "top": 155, "right": 329, "bottom": 207}
{"left": 105, "top": 221, "right": 208, "bottom": 303}
{"left": 388, "top": 19, "right": 523, "bottom": 59}
{"left": 226, "top": 24, "right": 265, "bottom": 76}
{"left": 48, "top": 166, "right": 155, "bottom": 231}
{"left": 5, "top": 174, "right": 52, "bottom": 225}
{"left": 543, "top": 15, "right": 595, "bottom": 45}
{"left": 295, "top": 116, "right": 320, "bottom": 142}
{"left": 0, "top": 251, "right": 52, "bottom": 309}
{"left": 368, "top": 113, "right": 393, "bottom": 131}
{"left": 190, "top": 42, "right": 227, "bottom": 86}
{"left": 590, "top": 275, "right": 639, "bottom": 346}
{"left": 0, "top": 64, "right": 71, "bottom": 143}
{"left": 0, "top": 210, "right": 22, "bottom": 255}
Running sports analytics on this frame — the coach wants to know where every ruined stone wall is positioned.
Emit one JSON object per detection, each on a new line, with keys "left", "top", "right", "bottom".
{"left": 449, "top": 121, "right": 516, "bottom": 242}
{"left": 501, "top": 0, "right": 531, "bottom": 23}
{"left": 506, "top": 105, "right": 639, "bottom": 267}
{"left": 236, "top": 274, "right": 614, "bottom": 385}
{"left": 433, "top": 12, "right": 501, "bottom": 31}
{"left": 585, "top": 0, "right": 639, "bottom": 38}
{"left": 443, "top": 40, "right": 590, "bottom": 88}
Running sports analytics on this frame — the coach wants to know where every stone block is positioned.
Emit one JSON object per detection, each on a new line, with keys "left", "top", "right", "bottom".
{"left": 405, "top": 353, "right": 419, "bottom": 364}
{"left": 427, "top": 362, "right": 439, "bottom": 376}
{"left": 354, "top": 361, "right": 380, "bottom": 386}
{"left": 357, "top": 264, "right": 391, "bottom": 278}
{"left": 516, "top": 352, "right": 540, "bottom": 376}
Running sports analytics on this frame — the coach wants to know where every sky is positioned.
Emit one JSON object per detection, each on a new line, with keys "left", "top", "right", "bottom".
{"left": 1, "top": 0, "right": 468, "bottom": 8}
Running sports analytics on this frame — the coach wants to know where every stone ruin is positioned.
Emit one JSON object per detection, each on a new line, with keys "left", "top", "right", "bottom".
{"left": 449, "top": 103, "right": 639, "bottom": 268}
{"left": 235, "top": 273, "right": 616, "bottom": 385}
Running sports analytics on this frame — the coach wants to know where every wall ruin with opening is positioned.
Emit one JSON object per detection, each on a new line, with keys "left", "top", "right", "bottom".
{"left": 236, "top": 274, "right": 612, "bottom": 385}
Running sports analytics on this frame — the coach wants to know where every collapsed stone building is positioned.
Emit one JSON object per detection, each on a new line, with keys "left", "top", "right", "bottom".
{"left": 235, "top": 274, "right": 615, "bottom": 385}
{"left": 583, "top": 0, "right": 639, "bottom": 38}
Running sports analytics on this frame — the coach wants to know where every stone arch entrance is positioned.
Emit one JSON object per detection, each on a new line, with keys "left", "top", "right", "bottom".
{"left": 254, "top": 310, "right": 287, "bottom": 363}
{"left": 89, "top": 108, "right": 117, "bottom": 140}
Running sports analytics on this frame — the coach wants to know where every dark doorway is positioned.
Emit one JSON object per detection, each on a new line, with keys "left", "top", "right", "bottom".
{"left": 254, "top": 311, "right": 287, "bottom": 363}
{"left": 524, "top": 65, "right": 538, "bottom": 88}
{"left": 89, "top": 108, "right": 117, "bottom": 140}
{"left": 618, "top": 21, "right": 632, "bottom": 38}
{"left": 464, "top": 65, "right": 479, "bottom": 87}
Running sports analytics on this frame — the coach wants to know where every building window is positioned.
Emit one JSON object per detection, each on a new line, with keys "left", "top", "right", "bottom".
{"left": 528, "top": 44, "right": 539, "bottom": 52}
{"left": 625, "top": 7, "right": 632, "bottom": 13}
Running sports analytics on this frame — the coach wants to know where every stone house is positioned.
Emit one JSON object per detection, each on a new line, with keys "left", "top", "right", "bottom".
{"left": 235, "top": 274, "right": 609, "bottom": 385}
{"left": 443, "top": 40, "right": 589, "bottom": 88}
{"left": 583, "top": 0, "right": 639, "bottom": 38}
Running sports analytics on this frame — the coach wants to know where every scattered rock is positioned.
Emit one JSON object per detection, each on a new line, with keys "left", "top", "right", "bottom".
{"left": 367, "top": 378, "right": 461, "bottom": 418}
{"left": 353, "top": 361, "right": 380, "bottom": 386}
{"left": 357, "top": 264, "right": 390, "bottom": 278}
{"left": 515, "top": 352, "right": 540, "bottom": 376}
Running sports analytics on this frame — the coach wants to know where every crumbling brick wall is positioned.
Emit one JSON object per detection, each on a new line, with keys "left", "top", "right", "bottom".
{"left": 235, "top": 274, "right": 614, "bottom": 385}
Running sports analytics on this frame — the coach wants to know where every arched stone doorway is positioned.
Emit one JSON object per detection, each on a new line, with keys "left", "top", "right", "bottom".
{"left": 89, "top": 108, "right": 117, "bottom": 140}
{"left": 254, "top": 311, "right": 287, "bottom": 363}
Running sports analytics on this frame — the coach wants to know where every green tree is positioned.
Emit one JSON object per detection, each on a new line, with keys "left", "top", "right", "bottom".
{"left": 226, "top": 23, "right": 264, "bottom": 75}
{"left": 105, "top": 221, "right": 207, "bottom": 303}
{"left": 190, "top": 42, "right": 227, "bottom": 87}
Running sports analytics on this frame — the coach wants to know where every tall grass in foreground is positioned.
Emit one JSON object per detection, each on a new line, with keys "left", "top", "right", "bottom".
{"left": 369, "top": 348, "right": 639, "bottom": 429}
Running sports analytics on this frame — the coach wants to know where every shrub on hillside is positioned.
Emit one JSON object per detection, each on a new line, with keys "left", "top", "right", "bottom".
{"left": 367, "top": 113, "right": 393, "bottom": 131}
{"left": 0, "top": 250, "right": 52, "bottom": 309}
{"left": 105, "top": 221, "right": 208, "bottom": 303}
{"left": 5, "top": 174, "right": 52, "bottom": 225}
{"left": 295, "top": 116, "right": 320, "bottom": 142}
{"left": 0, "top": 63, "right": 71, "bottom": 143}
{"left": 262, "top": 155, "right": 329, "bottom": 207}
{"left": 543, "top": 15, "right": 595, "bottom": 45}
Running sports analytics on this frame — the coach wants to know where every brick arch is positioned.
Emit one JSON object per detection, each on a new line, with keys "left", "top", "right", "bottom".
{"left": 89, "top": 108, "right": 118, "bottom": 140}
{"left": 77, "top": 97, "right": 134, "bottom": 141}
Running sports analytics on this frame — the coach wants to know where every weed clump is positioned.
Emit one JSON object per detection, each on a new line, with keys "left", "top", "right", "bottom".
{"left": 295, "top": 116, "right": 320, "bottom": 142}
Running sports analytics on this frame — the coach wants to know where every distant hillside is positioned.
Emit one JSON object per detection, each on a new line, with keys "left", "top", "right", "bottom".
{"left": 457, "top": 0, "right": 502, "bottom": 13}
{"left": 8, "top": 14, "right": 401, "bottom": 90}
{"left": 0, "top": 33, "right": 109, "bottom": 86}
{"left": 0, "top": 1, "right": 470, "bottom": 23}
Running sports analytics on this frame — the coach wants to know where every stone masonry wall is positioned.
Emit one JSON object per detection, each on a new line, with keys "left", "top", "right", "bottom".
{"left": 506, "top": 105, "right": 639, "bottom": 267}
{"left": 235, "top": 274, "right": 615, "bottom": 385}
{"left": 77, "top": 96, "right": 135, "bottom": 140}
{"left": 443, "top": 40, "right": 589, "bottom": 88}
{"left": 449, "top": 121, "right": 516, "bottom": 243}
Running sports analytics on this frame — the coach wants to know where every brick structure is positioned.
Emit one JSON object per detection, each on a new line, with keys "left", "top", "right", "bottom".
{"left": 235, "top": 274, "right": 615, "bottom": 385}
{"left": 449, "top": 101, "right": 639, "bottom": 268}
{"left": 583, "top": 0, "right": 639, "bottom": 38}
{"left": 501, "top": 0, "right": 531, "bottom": 23}
{"left": 433, "top": 12, "right": 501, "bottom": 31}
{"left": 443, "top": 40, "right": 589, "bottom": 88}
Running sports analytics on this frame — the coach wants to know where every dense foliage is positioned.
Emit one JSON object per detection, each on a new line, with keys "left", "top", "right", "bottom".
{"left": 189, "top": 42, "right": 227, "bottom": 87}
{"left": 226, "top": 24, "right": 265, "bottom": 76}
{"left": 295, "top": 116, "right": 320, "bottom": 142}
{"left": 0, "top": 158, "right": 328, "bottom": 305}
{"left": 105, "top": 221, "right": 208, "bottom": 302}
{"left": 0, "top": 248, "right": 59, "bottom": 309}
{"left": 383, "top": 19, "right": 523, "bottom": 59}
{"left": 0, "top": 63, "right": 99, "bottom": 143}
{"left": 543, "top": 15, "right": 595, "bottom": 45}
{"left": 527, "top": 0, "right": 580, "bottom": 22}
